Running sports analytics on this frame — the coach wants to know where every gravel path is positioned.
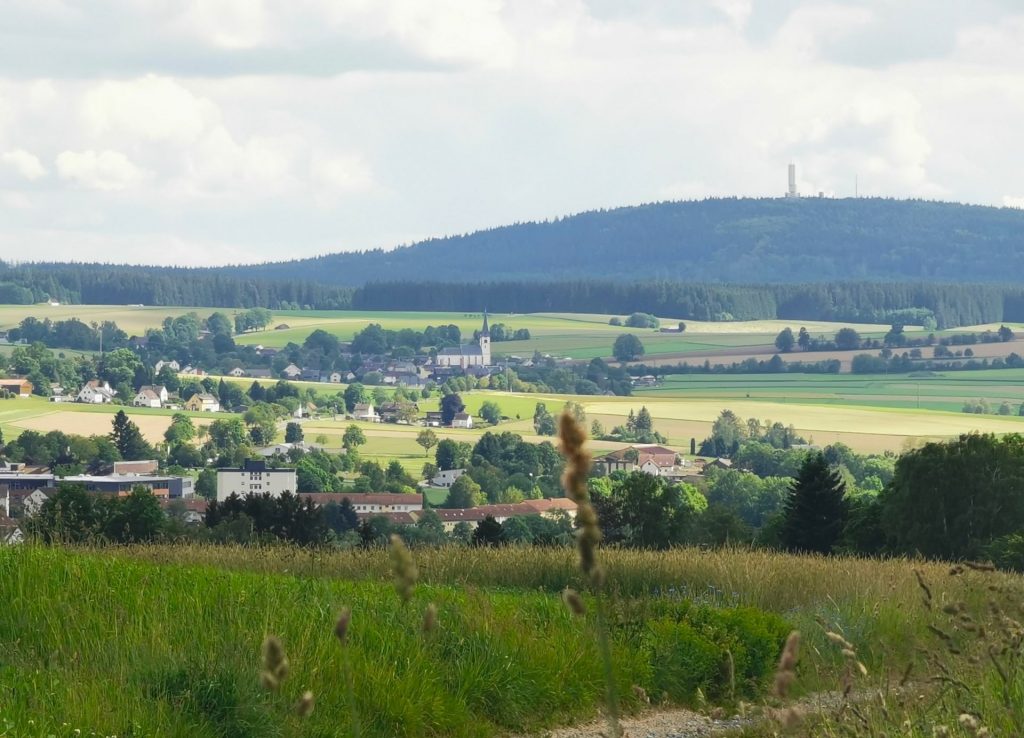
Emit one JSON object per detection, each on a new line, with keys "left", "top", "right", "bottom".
{"left": 511, "top": 691, "right": 851, "bottom": 738}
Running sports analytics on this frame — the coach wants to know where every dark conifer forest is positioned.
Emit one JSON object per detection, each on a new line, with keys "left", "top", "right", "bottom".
{"left": 5, "top": 197, "right": 1024, "bottom": 327}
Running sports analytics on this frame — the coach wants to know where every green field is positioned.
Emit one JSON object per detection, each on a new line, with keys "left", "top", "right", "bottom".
{"left": 6, "top": 365, "right": 1024, "bottom": 456}
{"left": 0, "top": 304, "right": 913, "bottom": 361}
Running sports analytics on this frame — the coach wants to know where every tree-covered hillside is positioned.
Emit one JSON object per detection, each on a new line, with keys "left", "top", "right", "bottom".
{"left": 216, "top": 198, "right": 1024, "bottom": 285}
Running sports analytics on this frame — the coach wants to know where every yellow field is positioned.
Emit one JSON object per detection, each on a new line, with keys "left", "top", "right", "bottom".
{"left": 7, "top": 409, "right": 214, "bottom": 443}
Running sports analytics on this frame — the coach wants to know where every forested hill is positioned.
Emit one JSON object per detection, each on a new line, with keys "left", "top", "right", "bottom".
{"left": 216, "top": 198, "right": 1024, "bottom": 285}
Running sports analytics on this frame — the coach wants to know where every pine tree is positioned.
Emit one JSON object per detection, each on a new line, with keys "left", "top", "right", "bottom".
{"left": 110, "top": 410, "right": 153, "bottom": 461}
{"left": 780, "top": 452, "right": 847, "bottom": 554}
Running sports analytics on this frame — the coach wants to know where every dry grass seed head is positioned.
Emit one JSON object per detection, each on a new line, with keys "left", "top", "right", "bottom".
{"left": 295, "top": 691, "right": 315, "bottom": 718}
{"left": 557, "top": 412, "right": 604, "bottom": 586}
{"left": 389, "top": 534, "right": 418, "bottom": 603}
{"left": 335, "top": 607, "right": 351, "bottom": 644}
{"left": 261, "top": 635, "right": 288, "bottom": 687}
{"left": 562, "top": 587, "right": 587, "bottom": 616}
{"left": 422, "top": 602, "right": 438, "bottom": 634}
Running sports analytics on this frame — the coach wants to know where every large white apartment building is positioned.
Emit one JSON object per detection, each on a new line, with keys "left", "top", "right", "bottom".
{"left": 216, "top": 459, "right": 297, "bottom": 501}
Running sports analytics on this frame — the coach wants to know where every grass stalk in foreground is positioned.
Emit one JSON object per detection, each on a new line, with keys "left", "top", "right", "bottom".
{"left": 559, "top": 410, "right": 621, "bottom": 737}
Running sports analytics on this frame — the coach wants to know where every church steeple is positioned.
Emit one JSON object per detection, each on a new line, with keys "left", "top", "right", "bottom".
{"left": 479, "top": 310, "right": 491, "bottom": 365}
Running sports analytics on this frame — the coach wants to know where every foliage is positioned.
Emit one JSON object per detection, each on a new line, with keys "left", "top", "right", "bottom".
{"left": 880, "top": 433, "right": 1024, "bottom": 559}
{"left": 780, "top": 452, "right": 848, "bottom": 554}
{"left": 613, "top": 333, "right": 645, "bottom": 362}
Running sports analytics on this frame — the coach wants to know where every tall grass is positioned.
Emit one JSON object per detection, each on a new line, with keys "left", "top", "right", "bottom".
{"left": 0, "top": 545, "right": 786, "bottom": 737}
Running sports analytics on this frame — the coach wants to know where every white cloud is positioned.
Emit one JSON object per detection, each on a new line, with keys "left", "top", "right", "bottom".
{"left": 82, "top": 75, "right": 219, "bottom": 143}
{"left": 311, "top": 153, "right": 376, "bottom": 197}
{"left": 1, "top": 149, "right": 47, "bottom": 180}
{"left": 55, "top": 149, "right": 147, "bottom": 191}
{"left": 0, "top": 1, "right": 1022, "bottom": 265}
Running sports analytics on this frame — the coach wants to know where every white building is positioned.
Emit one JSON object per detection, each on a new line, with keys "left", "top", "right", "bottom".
{"left": 77, "top": 380, "right": 116, "bottom": 404}
{"left": 352, "top": 403, "right": 380, "bottom": 422}
{"left": 282, "top": 364, "right": 302, "bottom": 379}
{"left": 185, "top": 393, "right": 220, "bottom": 412}
{"left": 429, "top": 468, "right": 466, "bottom": 488}
{"left": 452, "top": 412, "right": 474, "bottom": 429}
{"left": 154, "top": 360, "right": 180, "bottom": 374}
{"left": 133, "top": 389, "right": 162, "bottom": 408}
{"left": 216, "top": 459, "right": 297, "bottom": 501}
{"left": 435, "top": 312, "right": 491, "bottom": 368}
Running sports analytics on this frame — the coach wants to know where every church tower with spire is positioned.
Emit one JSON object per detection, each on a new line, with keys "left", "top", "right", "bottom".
{"left": 479, "top": 310, "right": 491, "bottom": 366}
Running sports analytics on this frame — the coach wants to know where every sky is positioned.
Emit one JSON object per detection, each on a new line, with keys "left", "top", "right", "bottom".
{"left": 1, "top": 0, "right": 1023, "bottom": 267}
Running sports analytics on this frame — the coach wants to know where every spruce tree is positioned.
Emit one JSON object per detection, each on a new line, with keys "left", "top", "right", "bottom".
{"left": 780, "top": 452, "right": 847, "bottom": 554}
{"left": 110, "top": 410, "right": 153, "bottom": 461}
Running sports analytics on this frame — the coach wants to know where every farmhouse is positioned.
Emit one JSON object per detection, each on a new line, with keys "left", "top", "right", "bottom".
{"left": 352, "top": 403, "right": 380, "bottom": 422}
{"left": 228, "top": 367, "right": 246, "bottom": 377}
{"left": 282, "top": 364, "right": 302, "bottom": 379}
{"left": 0, "top": 378, "right": 33, "bottom": 397}
{"left": 216, "top": 459, "right": 296, "bottom": 501}
{"left": 594, "top": 445, "right": 683, "bottom": 477}
{"left": 184, "top": 393, "right": 220, "bottom": 412}
{"left": 77, "top": 380, "right": 116, "bottom": 404}
{"left": 132, "top": 388, "right": 162, "bottom": 408}
{"left": 452, "top": 412, "right": 474, "bottom": 429}
{"left": 435, "top": 313, "right": 492, "bottom": 369}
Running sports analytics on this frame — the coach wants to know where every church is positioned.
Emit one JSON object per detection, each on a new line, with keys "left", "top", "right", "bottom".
{"left": 435, "top": 313, "right": 492, "bottom": 369}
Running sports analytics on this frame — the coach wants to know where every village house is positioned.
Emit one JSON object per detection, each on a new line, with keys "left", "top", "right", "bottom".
{"left": 247, "top": 368, "right": 273, "bottom": 379}
{"left": 184, "top": 393, "right": 220, "bottom": 412}
{"left": 0, "top": 517, "right": 24, "bottom": 545}
{"left": 452, "top": 412, "right": 474, "bottom": 429}
{"left": 154, "top": 359, "right": 180, "bottom": 374}
{"left": 77, "top": 380, "right": 116, "bottom": 404}
{"left": 228, "top": 367, "right": 246, "bottom": 378}
{"left": 282, "top": 364, "right": 302, "bottom": 379}
{"left": 428, "top": 468, "right": 465, "bottom": 488}
{"left": 0, "top": 378, "right": 33, "bottom": 398}
{"left": 133, "top": 388, "right": 162, "bottom": 408}
{"left": 133, "top": 384, "right": 168, "bottom": 407}
{"left": 326, "top": 371, "right": 343, "bottom": 383}
{"left": 594, "top": 445, "right": 685, "bottom": 478}
{"left": 352, "top": 403, "right": 380, "bottom": 422}
{"left": 423, "top": 411, "right": 444, "bottom": 427}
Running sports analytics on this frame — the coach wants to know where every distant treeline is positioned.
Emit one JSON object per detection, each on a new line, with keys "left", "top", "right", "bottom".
{"left": 0, "top": 262, "right": 353, "bottom": 310}
{"left": 353, "top": 280, "right": 1024, "bottom": 329}
{"left": 5, "top": 261, "right": 1024, "bottom": 329}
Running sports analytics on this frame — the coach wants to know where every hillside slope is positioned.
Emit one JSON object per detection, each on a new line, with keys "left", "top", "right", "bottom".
{"left": 217, "top": 198, "right": 1024, "bottom": 285}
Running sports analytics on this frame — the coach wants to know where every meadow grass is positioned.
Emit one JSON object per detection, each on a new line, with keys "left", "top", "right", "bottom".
{"left": 0, "top": 545, "right": 790, "bottom": 737}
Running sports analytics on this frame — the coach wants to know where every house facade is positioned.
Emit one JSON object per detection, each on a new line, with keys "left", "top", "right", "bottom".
{"left": 352, "top": 403, "right": 380, "bottom": 422}
{"left": 184, "top": 393, "right": 220, "bottom": 412}
{"left": 452, "top": 412, "right": 474, "bottom": 429}
{"left": 216, "top": 459, "right": 297, "bottom": 501}
{"left": 77, "top": 380, "right": 116, "bottom": 404}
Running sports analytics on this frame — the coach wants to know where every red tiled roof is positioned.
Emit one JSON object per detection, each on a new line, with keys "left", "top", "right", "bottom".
{"left": 297, "top": 492, "right": 422, "bottom": 506}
